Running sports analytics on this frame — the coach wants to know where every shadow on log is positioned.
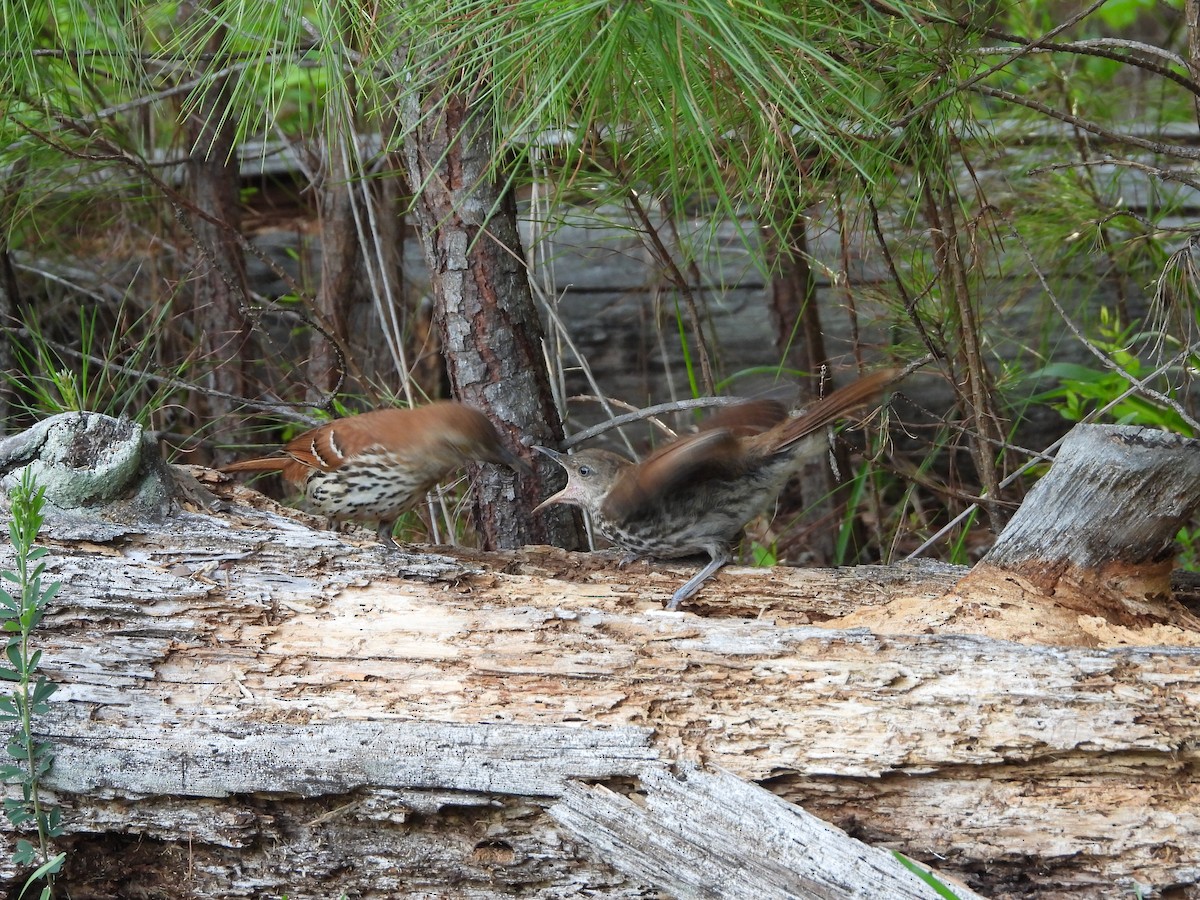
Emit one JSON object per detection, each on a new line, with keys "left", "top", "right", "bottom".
{"left": 0, "top": 415, "right": 1196, "bottom": 898}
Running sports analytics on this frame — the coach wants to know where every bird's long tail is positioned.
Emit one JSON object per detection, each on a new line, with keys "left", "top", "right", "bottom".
{"left": 770, "top": 368, "right": 897, "bottom": 450}
{"left": 222, "top": 456, "right": 291, "bottom": 474}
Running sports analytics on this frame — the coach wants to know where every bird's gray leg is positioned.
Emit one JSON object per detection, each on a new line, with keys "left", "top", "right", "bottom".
{"left": 376, "top": 519, "right": 400, "bottom": 551}
{"left": 666, "top": 547, "right": 731, "bottom": 611}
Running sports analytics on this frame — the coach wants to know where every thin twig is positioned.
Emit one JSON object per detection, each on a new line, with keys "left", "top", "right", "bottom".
{"left": 973, "top": 85, "right": 1200, "bottom": 161}
{"left": 906, "top": 230, "right": 1200, "bottom": 558}
{"left": 561, "top": 359, "right": 928, "bottom": 451}
{"left": 893, "top": 0, "right": 1110, "bottom": 129}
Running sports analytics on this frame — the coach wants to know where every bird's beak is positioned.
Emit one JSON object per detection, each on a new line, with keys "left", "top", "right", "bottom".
{"left": 532, "top": 445, "right": 571, "bottom": 514}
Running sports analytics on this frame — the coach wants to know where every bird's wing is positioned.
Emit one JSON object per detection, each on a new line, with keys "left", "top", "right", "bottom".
{"left": 697, "top": 399, "right": 788, "bottom": 437}
{"left": 602, "top": 428, "right": 746, "bottom": 520}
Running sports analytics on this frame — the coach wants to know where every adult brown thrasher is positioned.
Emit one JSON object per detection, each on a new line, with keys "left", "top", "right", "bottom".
{"left": 224, "top": 402, "right": 528, "bottom": 548}
{"left": 534, "top": 370, "right": 895, "bottom": 610}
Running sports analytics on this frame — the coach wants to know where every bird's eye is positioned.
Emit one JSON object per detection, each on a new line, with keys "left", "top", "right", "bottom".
{"left": 577, "top": 465, "right": 593, "bottom": 477}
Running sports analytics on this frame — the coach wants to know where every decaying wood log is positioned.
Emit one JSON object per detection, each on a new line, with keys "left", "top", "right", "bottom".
{"left": 550, "top": 765, "right": 985, "bottom": 900}
{"left": 956, "top": 424, "right": 1200, "bottom": 632}
{"left": 0, "top": 416, "right": 1196, "bottom": 899}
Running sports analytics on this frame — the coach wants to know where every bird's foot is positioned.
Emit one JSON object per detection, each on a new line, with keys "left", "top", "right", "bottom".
{"left": 616, "top": 551, "right": 644, "bottom": 569}
{"left": 376, "top": 521, "right": 401, "bottom": 551}
{"left": 664, "top": 551, "right": 730, "bottom": 612}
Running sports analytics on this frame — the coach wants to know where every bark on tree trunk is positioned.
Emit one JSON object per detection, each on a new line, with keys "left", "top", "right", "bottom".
{"left": 396, "top": 84, "right": 582, "bottom": 551}
{"left": 1, "top": 416, "right": 1198, "bottom": 899}
{"left": 179, "top": 5, "right": 254, "bottom": 464}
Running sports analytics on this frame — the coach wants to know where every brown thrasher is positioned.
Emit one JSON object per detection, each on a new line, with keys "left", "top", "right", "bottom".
{"left": 224, "top": 402, "right": 528, "bottom": 548}
{"left": 534, "top": 370, "right": 895, "bottom": 610}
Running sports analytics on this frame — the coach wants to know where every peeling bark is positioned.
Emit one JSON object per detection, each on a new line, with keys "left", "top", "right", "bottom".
{"left": 396, "top": 82, "right": 582, "bottom": 551}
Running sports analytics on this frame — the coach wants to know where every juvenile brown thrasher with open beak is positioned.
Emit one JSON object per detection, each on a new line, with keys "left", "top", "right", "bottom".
{"left": 534, "top": 370, "right": 895, "bottom": 610}
{"left": 224, "top": 402, "right": 528, "bottom": 548}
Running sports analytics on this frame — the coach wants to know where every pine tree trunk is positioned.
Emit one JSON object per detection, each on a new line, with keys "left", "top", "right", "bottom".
{"left": 178, "top": 4, "right": 254, "bottom": 464}
{"left": 396, "top": 83, "right": 582, "bottom": 550}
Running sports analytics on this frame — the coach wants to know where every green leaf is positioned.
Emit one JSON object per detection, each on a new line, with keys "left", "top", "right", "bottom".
{"left": 45, "top": 806, "right": 63, "bottom": 837}
{"left": 893, "top": 851, "right": 962, "bottom": 899}
{"left": 0, "top": 762, "right": 25, "bottom": 781}
{"left": 18, "top": 851, "right": 65, "bottom": 900}
{"left": 750, "top": 542, "right": 777, "bottom": 567}
{"left": 32, "top": 679, "right": 57, "bottom": 704}
{"left": 12, "top": 838, "right": 38, "bottom": 866}
{"left": 7, "top": 740, "right": 30, "bottom": 759}
{"left": 7, "top": 641, "right": 25, "bottom": 673}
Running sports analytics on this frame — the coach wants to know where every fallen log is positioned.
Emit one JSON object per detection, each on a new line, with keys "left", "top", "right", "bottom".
{"left": 0, "top": 415, "right": 1196, "bottom": 898}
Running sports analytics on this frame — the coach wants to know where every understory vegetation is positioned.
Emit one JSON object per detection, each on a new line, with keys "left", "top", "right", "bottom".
{"left": 0, "top": 5, "right": 1197, "bottom": 555}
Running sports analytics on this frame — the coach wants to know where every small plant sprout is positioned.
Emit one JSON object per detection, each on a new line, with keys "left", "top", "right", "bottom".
{"left": 0, "top": 469, "right": 66, "bottom": 899}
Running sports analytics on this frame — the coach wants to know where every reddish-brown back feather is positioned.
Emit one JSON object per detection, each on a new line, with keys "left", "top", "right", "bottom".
{"left": 599, "top": 372, "right": 895, "bottom": 523}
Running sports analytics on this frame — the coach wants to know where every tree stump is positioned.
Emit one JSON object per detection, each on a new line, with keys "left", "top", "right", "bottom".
{"left": 956, "top": 424, "right": 1200, "bottom": 633}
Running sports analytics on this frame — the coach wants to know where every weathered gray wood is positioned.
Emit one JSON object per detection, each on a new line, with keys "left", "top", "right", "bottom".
{"left": 959, "top": 424, "right": 1200, "bottom": 623}
{"left": 46, "top": 719, "right": 659, "bottom": 798}
{"left": 551, "top": 764, "right": 986, "bottom": 900}
{"left": 0, "top": 459, "right": 1197, "bottom": 897}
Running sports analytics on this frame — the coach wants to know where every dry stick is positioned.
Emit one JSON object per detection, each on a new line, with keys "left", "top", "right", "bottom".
{"left": 906, "top": 341, "right": 1200, "bottom": 559}
{"left": 969, "top": 28, "right": 1200, "bottom": 98}
{"left": 339, "top": 130, "right": 419, "bottom": 405}
{"left": 563, "top": 357, "right": 930, "bottom": 451}
{"left": 865, "top": 193, "right": 945, "bottom": 365}
{"left": 835, "top": 194, "right": 865, "bottom": 372}
{"left": 562, "top": 396, "right": 695, "bottom": 448}
{"left": 624, "top": 189, "right": 716, "bottom": 397}
{"left": 529, "top": 285, "right": 641, "bottom": 460}
{"left": 478, "top": 215, "right": 642, "bottom": 460}
{"left": 892, "top": 0, "right": 1109, "bottom": 130}
{"left": 662, "top": 205, "right": 716, "bottom": 385}
{"left": 972, "top": 85, "right": 1200, "bottom": 161}
{"left": 21, "top": 116, "right": 355, "bottom": 411}
{"left": 1009, "top": 222, "right": 1200, "bottom": 433}
{"left": 925, "top": 178, "right": 1007, "bottom": 527}
{"left": 1030, "top": 157, "right": 1200, "bottom": 195}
